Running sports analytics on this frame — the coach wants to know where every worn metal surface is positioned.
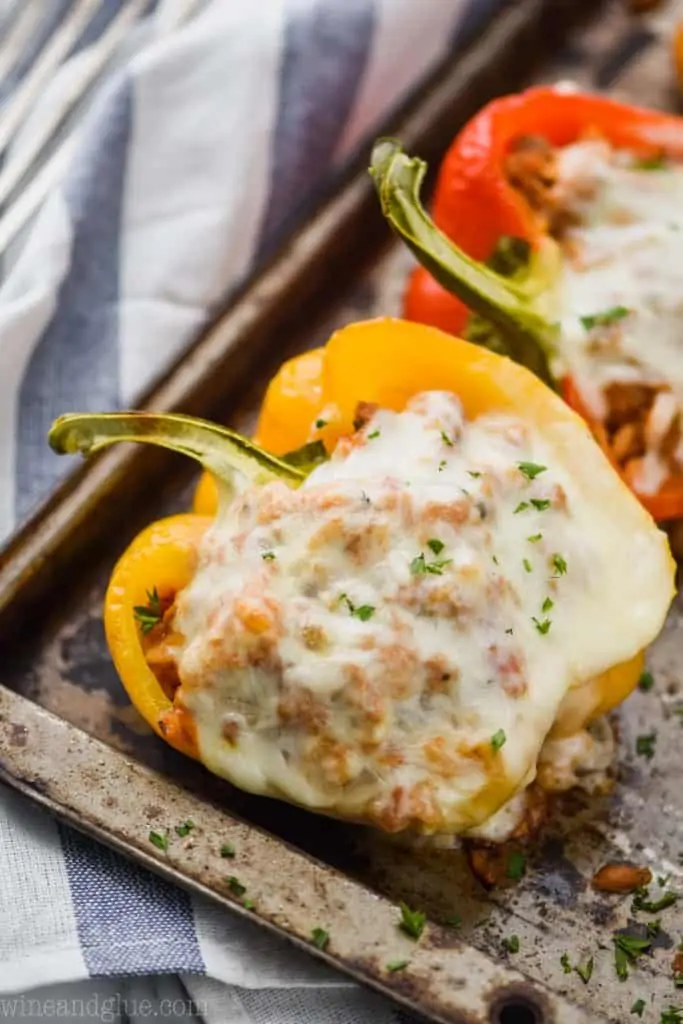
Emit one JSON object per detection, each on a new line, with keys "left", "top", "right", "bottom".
{"left": 1, "top": 1, "right": 683, "bottom": 1023}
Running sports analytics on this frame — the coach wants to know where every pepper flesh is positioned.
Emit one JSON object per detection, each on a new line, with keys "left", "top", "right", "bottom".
{"left": 69, "top": 320, "right": 670, "bottom": 757}
{"left": 391, "top": 86, "right": 683, "bottom": 520}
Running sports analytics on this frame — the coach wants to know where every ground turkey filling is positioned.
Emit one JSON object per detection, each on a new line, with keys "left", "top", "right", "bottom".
{"left": 505, "top": 132, "right": 683, "bottom": 497}
{"left": 170, "top": 391, "right": 606, "bottom": 836}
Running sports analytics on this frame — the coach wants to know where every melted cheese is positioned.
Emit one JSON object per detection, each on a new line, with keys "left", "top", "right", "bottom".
{"left": 173, "top": 391, "right": 672, "bottom": 835}
{"left": 551, "top": 140, "right": 683, "bottom": 491}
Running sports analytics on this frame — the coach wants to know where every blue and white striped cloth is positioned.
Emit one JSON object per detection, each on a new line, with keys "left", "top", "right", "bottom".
{"left": 0, "top": 0, "right": 505, "bottom": 1018}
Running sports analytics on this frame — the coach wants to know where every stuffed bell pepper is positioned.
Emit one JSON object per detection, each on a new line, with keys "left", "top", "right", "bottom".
{"left": 50, "top": 319, "right": 674, "bottom": 842}
{"left": 376, "top": 86, "right": 683, "bottom": 524}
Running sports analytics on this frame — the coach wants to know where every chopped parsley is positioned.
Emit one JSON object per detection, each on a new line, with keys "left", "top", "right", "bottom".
{"left": 613, "top": 933, "right": 651, "bottom": 981}
{"left": 541, "top": 596, "right": 554, "bottom": 613}
{"left": 581, "top": 306, "right": 630, "bottom": 332}
{"left": 440, "top": 430, "right": 454, "bottom": 447}
{"left": 661, "top": 1009, "right": 683, "bottom": 1024}
{"left": 261, "top": 551, "right": 276, "bottom": 561}
{"left": 514, "top": 501, "right": 530, "bottom": 514}
{"left": 315, "top": 418, "right": 327, "bottom": 429}
{"left": 367, "top": 430, "right": 380, "bottom": 440}
{"left": 220, "top": 844, "right": 235, "bottom": 858}
{"left": 527, "top": 533, "right": 543, "bottom": 543}
{"left": 523, "top": 558, "right": 533, "bottom": 573}
{"left": 552, "top": 553, "right": 568, "bottom": 577}
{"left": 560, "top": 953, "right": 572, "bottom": 974}
{"left": 134, "top": 587, "right": 162, "bottom": 634}
{"left": 467, "top": 470, "right": 481, "bottom": 479}
{"left": 575, "top": 957, "right": 594, "bottom": 984}
{"left": 339, "top": 593, "right": 375, "bottom": 621}
{"left": 492, "top": 555, "right": 500, "bottom": 566}
{"left": 411, "top": 553, "right": 452, "bottom": 576}
{"left": 226, "top": 876, "right": 246, "bottom": 897}
{"left": 399, "top": 902, "right": 426, "bottom": 940}
{"left": 533, "top": 616, "right": 552, "bottom": 635}
{"left": 676, "top": 975, "right": 683, "bottom": 989}
{"left": 311, "top": 928, "right": 329, "bottom": 950}
{"left": 631, "top": 999, "right": 646, "bottom": 1017}
{"left": 518, "top": 461, "right": 547, "bottom": 480}
{"left": 427, "top": 538, "right": 445, "bottom": 556}
{"left": 646, "top": 919, "right": 661, "bottom": 938}
{"left": 502, "top": 935, "right": 520, "bottom": 954}
{"left": 530, "top": 498, "right": 551, "bottom": 511}
{"left": 491, "top": 729, "right": 507, "bottom": 753}
{"left": 438, "top": 460, "right": 447, "bottom": 471}
{"left": 243, "top": 899, "right": 255, "bottom": 910}
{"left": 633, "top": 153, "right": 667, "bottom": 171}
{"left": 386, "top": 959, "right": 409, "bottom": 972}
{"left": 148, "top": 830, "right": 168, "bottom": 852}
{"left": 445, "top": 915, "right": 461, "bottom": 929}
{"left": 506, "top": 851, "right": 526, "bottom": 881}
{"left": 505, "top": 627, "right": 514, "bottom": 635}
{"left": 632, "top": 887, "right": 678, "bottom": 914}
{"left": 174, "top": 820, "right": 194, "bottom": 838}
{"left": 636, "top": 733, "right": 657, "bottom": 760}
{"left": 638, "top": 671, "right": 655, "bottom": 692}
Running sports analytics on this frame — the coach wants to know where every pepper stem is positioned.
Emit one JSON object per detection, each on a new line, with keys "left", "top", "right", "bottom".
{"left": 49, "top": 412, "right": 306, "bottom": 487}
{"left": 370, "top": 138, "right": 557, "bottom": 389}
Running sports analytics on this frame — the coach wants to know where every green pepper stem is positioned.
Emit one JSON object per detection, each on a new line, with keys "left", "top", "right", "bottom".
{"left": 369, "top": 138, "right": 557, "bottom": 389}
{"left": 49, "top": 412, "right": 306, "bottom": 487}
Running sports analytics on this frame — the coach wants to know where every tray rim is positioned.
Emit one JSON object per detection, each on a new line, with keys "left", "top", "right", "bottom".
{"left": 0, "top": 1, "right": 606, "bottom": 1021}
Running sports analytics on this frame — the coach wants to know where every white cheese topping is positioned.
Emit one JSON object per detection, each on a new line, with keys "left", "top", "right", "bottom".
{"left": 552, "top": 139, "right": 683, "bottom": 492}
{"left": 173, "top": 391, "right": 670, "bottom": 835}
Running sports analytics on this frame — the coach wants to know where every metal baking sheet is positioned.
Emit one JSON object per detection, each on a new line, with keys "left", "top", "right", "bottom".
{"left": 2, "top": 2, "right": 682, "bottom": 1023}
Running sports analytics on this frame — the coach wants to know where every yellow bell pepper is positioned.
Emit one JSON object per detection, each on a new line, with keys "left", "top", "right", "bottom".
{"left": 50, "top": 319, "right": 672, "bottom": 759}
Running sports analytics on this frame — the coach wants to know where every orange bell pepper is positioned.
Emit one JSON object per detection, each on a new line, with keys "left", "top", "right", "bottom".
{"left": 368, "top": 95, "right": 683, "bottom": 522}
{"left": 50, "top": 319, "right": 674, "bottom": 752}
{"left": 404, "top": 85, "right": 683, "bottom": 334}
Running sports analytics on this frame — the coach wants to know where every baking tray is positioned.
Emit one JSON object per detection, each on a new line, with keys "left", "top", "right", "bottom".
{"left": 1, "top": 2, "right": 682, "bottom": 1022}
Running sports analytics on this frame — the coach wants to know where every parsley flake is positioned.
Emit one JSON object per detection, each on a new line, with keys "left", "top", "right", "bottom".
{"left": 441, "top": 431, "right": 454, "bottom": 447}
{"left": 243, "top": 899, "right": 255, "bottom": 910}
{"left": 541, "top": 596, "right": 554, "bottom": 613}
{"left": 661, "top": 1009, "right": 683, "bottom": 1024}
{"left": 427, "top": 538, "right": 445, "bottom": 556}
{"left": 636, "top": 733, "right": 657, "bottom": 760}
{"left": 411, "top": 553, "right": 452, "bottom": 576}
{"left": 220, "top": 844, "right": 235, "bottom": 858}
{"left": 445, "top": 915, "right": 461, "bottom": 929}
{"left": 339, "top": 593, "right": 375, "bottom": 621}
{"left": 438, "top": 460, "right": 447, "bottom": 471}
{"left": 491, "top": 729, "right": 506, "bottom": 753}
{"left": 533, "top": 616, "right": 552, "bottom": 635}
{"left": 261, "top": 551, "right": 276, "bottom": 561}
{"left": 523, "top": 559, "right": 533, "bottom": 573}
{"left": 530, "top": 498, "right": 551, "bottom": 511}
{"left": 506, "top": 851, "right": 526, "bottom": 881}
{"left": 226, "top": 876, "right": 246, "bottom": 897}
{"left": 581, "top": 306, "right": 630, "bottom": 331}
{"left": 527, "top": 533, "right": 542, "bottom": 543}
{"left": 315, "top": 418, "right": 327, "bottom": 429}
{"left": 174, "top": 820, "right": 194, "bottom": 838}
{"left": 633, "top": 153, "right": 667, "bottom": 171}
{"left": 613, "top": 933, "right": 651, "bottom": 981}
{"left": 631, "top": 999, "right": 646, "bottom": 1017}
{"left": 518, "top": 461, "right": 547, "bottom": 480}
{"left": 560, "top": 953, "right": 572, "bottom": 974}
{"left": 399, "top": 902, "right": 426, "bottom": 940}
{"left": 552, "top": 553, "right": 568, "bottom": 577}
{"left": 149, "top": 830, "right": 168, "bottom": 852}
{"left": 575, "top": 957, "right": 594, "bottom": 984}
{"left": 311, "top": 928, "right": 329, "bottom": 950}
{"left": 638, "top": 671, "right": 654, "bottom": 692}
{"left": 502, "top": 935, "right": 520, "bottom": 954}
{"left": 514, "top": 501, "right": 530, "bottom": 514}
{"left": 386, "top": 959, "right": 409, "bottom": 972}
{"left": 367, "top": 430, "right": 380, "bottom": 440}
{"left": 134, "top": 587, "right": 162, "bottom": 634}
{"left": 632, "top": 887, "right": 678, "bottom": 914}
{"left": 467, "top": 470, "right": 481, "bottom": 479}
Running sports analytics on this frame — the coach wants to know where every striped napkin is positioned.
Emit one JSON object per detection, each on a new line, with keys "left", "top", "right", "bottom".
{"left": 0, "top": 0, "right": 504, "bottom": 1017}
